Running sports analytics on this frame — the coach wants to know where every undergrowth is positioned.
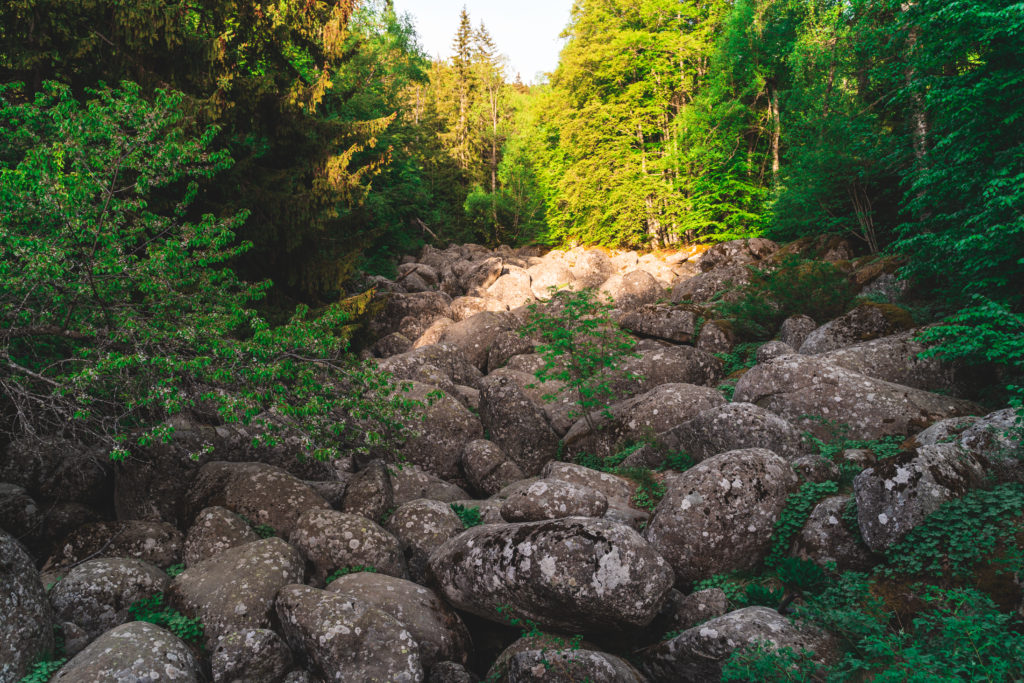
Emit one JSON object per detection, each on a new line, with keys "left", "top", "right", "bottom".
{"left": 325, "top": 565, "right": 378, "bottom": 584}
{"left": 450, "top": 503, "right": 483, "bottom": 528}
{"left": 128, "top": 593, "right": 204, "bottom": 646}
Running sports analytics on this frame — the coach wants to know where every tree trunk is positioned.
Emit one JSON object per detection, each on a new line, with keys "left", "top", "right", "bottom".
{"left": 769, "top": 83, "right": 781, "bottom": 185}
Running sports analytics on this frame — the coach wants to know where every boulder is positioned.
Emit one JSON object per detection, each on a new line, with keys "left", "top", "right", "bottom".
{"left": 487, "top": 331, "right": 536, "bottom": 374}
{"left": 46, "top": 520, "right": 183, "bottom": 570}
{"left": 461, "top": 257, "right": 505, "bottom": 295}
{"left": 670, "top": 264, "right": 750, "bottom": 304}
{"left": 50, "top": 558, "right": 169, "bottom": 641}
{"left": 733, "top": 353, "right": 981, "bottom": 441}
{"left": 438, "top": 311, "right": 520, "bottom": 372}
{"left": 0, "top": 482, "right": 43, "bottom": 545}
{"left": 487, "top": 267, "right": 535, "bottom": 307}
{"left": 186, "top": 461, "right": 330, "bottom": 538}
{"left": 696, "top": 320, "right": 735, "bottom": 355}
{"left": 341, "top": 460, "right": 394, "bottom": 524}
{"left": 504, "top": 648, "right": 645, "bottom": 682}
{"left": 600, "top": 270, "right": 663, "bottom": 310}
{"left": 390, "top": 465, "right": 470, "bottom": 506}
{"left": 652, "top": 588, "right": 730, "bottom": 635}
{"left": 571, "top": 249, "right": 616, "bottom": 288}
{"left": 450, "top": 295, "right": 509, "bottom": 321}
{"left": 377, "top": 343, "right": 483, "bottom": 389}
{"left": 429, "top": 517, "right": 674, "bottom": 633}
{"left": 0, "top": 437, "right": 110, "bottom": 509}
{"left": 211, "top": 628, "right": 293, "bottom": 683}
{"left": 52, "top": 621, "right": 202, "bottom": 682}
{"left": 661, "top": 402, "right": 805, "bottom": 463}
{"left": 384, "top": 499, "right": 464, "bottom": 584}
{"left": 816, "top": 331, "right": 961, "bottom": 395}
{"left": 289, "top": 509, "right": 406, "bottom": 583}
{"left": 793, "top": 495, "right": 876, "bottom": 572}
{"left": 527, "top": 261, "right": 575, "bottom": 299}
{"left": 0, "top": 531, "right": 56, "bottom": 682}
{"left": 500, "top": 480, "right": 609, "bottom": 522}
{"left": 956, "top": 408, "right": 1024, "bottom": 482}
{"left": 184, "top": 506, "right": 260, "bottom": 567}
{"left": 480, "top": 373, "right": 560, "bottom": 476}
{"left": 167, "top": 537, "right": 305, "bottom": 648}
{"left": 462, "top": 440, "right": 526, "bottom": 497}
{"left": 799, "top": 303, "right": 913, "bottom": 354}
{"left": 541, "top": 461, "right": 633, "bottom": 505}
{"left": 369, "top": 291, "right": 452, "bottom": 339}
{"left": 275, "top": 584, "right": 423, "bottom": 682}
{"left": 412, "top": 317, "right": 455, "bottom": 349}
{"left": 613, "top": 346, "right": 723, "bottom": 395}
{"left": 778, "top": 314, "right": 818, "bottom": 349}
{"left": 645, "top": 449, "right": 798, "bottom": 585}
{"left": 396, "top": 383, "right": 483, "bottom": 481}
{"left": 614, "top": 305, "right": 696, "bottom": 344}
{"left": 641, "top": 607, "right": 834, "bottom": 683}
{"left": 698, "top": 238, "right": 778, "bottom": 272}
{"left": 327, "top": 572, "right": 472, "bottom": 670}
{"left": 854, "top": 444, "right": 984, "bottom": 552}
{"left": 371, "top": 332, "right": 413, "bottom": 358}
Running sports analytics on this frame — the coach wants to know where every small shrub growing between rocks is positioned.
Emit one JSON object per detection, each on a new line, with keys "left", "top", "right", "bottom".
{"left": 128, "top": 593, "right": 204, "bottom": 646}
{"left": 450, "top": 503, "right": 483, "bottom": 528}
{"left": 165, "top": 563, "right": 185, "bottom": 578}
{"left": 325, "top": 565, "right": 378, "bottom": 584}
{"left": 18, "top": 659, "right": 66, "bottom": 683}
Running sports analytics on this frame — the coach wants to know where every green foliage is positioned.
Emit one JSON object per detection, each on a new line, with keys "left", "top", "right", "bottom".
{"left": 722, "top": 643, "right": 821, "bottom": 683}
{"left": 744, "top": 583, "right": 786, "bottom": 609}
{"left": 715, "top": 342, "right": 763, "bottom": 376}
{"left": 237, "top": 515, "right": 276, "bottom": 539}
{"left": 18, "top": 659, "right": 67, "bottom": 683}
{"left": 660, "top": 451, "right": 694, "bottom": 473}
{"left": 521, "top": 288, "right": 638, "bottom": 434}
{"left": 802, "top": 417, "right": 906, "bottom": 487}
{"left": 765, "top": 481, "right": 839, "bottom": 568}
{"left": 714, "top": 256, "right": 857, "bottom": 340}
{"left": 450, "top": 503, "right": 483, "bottom": 529}
{"left": 617, "top": 467, "right": 667, "bottom": 512}
{"left": 0, "top": 82, "right": 418, "bottom": 461}
{"left": 882, "top": 483, "right": 1024, "bottom": 581}
{"left": 325, "top": 565, "right": 378, "bottom": 584}
{"left": 128, "top": 593, "right": 203, "bottom": 645}
{"left": 165, "top": 564, "right": 185, "bottom": 578}
{"left": 695, "top": 573, "right": 749, "bottom": 606}
{"left": 493, "top": 604, "right": 584, "bottom": 677}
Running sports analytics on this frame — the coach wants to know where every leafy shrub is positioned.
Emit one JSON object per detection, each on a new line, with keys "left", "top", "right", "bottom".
{"left": 715, "top": 342, "right": 763, "bottom": 376}
{"left": 521, "top": 287, "right": 639, "bottom": 434}
{"left": 450, "top": 503, "right": 483, "bottom": 528}
{"left": 128, "top": 593, "right": 203, "bottom": 645}
{"left": 714, "top": 256, "right": 857, "bottom": 340}
{"left": 765, "top": 481, "right": 839, "bottom": 568}
{"left": 618, "top": 467, "right": 666, "bottom": 512}
{"left": 325, "top": 565, "right": 378, "bottom": 584}
{"left": 659, "top": 450, "right": 694, "bottom": 473}
{"left": 165, "top": 564, "right": 185, "bottom": 578}
{"left": 18, "top": 659, "right": 66, "bottom": 683}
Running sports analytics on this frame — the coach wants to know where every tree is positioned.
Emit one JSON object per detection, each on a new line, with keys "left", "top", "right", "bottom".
{"left": 0, "top": 81, "right": 415, "bottom": 461}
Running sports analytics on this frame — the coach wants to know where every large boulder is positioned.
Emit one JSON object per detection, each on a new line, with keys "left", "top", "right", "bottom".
{"left": 289, "top": 509, "right": 406, "bottom": 583}
{"left": 384, "top": 499, "right": 464, "bottom": 584}
{"left": 698, "top": 238, "right": 778, "bottom": 272}
{"left": 527, "top": 261, "right": 575, "bottom": 299}
{"left": 369, "top": 291, "right": 452, "bottom": 338}
{"left": 438, "top": 311, "right": 520, "bottom": 372}
{"left": 461, "top": 440, "right": 526, "bottom": 497}
{"left": 389, "top": 465, "right": 470, "bottom": 506}
{"left": 613, "top": 346, "right": 723, "bottom": 395}
{"left": 1, "top": 532, "right": 56, "bottom": 682}
{"left": 778, "top": 314, "right": 818, "bottom": 349}
{"left": 50, "top": 558, "right": 170, "bottom": 641}
{"left": 733, "top": 353, "right": 981, "bottom": 440}
{"left": 450, "top": 295, "right": 508, "bottom": 321}
{"left": 499, "top": 480, "right": 609, "bottom": 522}
{"left": 0, "top": 483, "right": 43, "bottom": 548}
{"left": 395, "top": 382, "right": 483, "bottom": 481}
{"left": 275, "top": 584, "right": 423, "bottom": 682}
{"left": 486, "top": 331, "right": 536, "bottom": 374}
{"left": 799, "top": 303, "right": 913, "bottom": 354}
{"left": 429, "top": 517, "right": 674, "bottom": 634}
{"left": 377, "top": 343, "right": 483, "bottom": 389}
{"left": 479, "top": 373, "right": 560, "bottom": 476}
{"left": 211, "top": 628, "right": 293, "bottom": 683}
{"left": 614, "top": 305, "right": 696, "bottom": 344}
{"left": 641, "top": 607, "right": 834, "bottom": 683}
{"left": 504, "top": 648, "right": 645, "bottom": 682}
{"left": 661, "top": 402, "right": 806, "bottom": 463}
{"left": 541, "top": 461, "right": 633, "bottom": 506}
{"left": 183, "top": 506, "right": 259, "bottom": 567}
{"left": 854, "top": 444, "right": 984, "bottom": 552}
{"left": 46, "top": 520, "right": 183, "bottom": 570}
{"left": 670, "top": 264, "right": 750, "bottom": 304}
{"left": 0, "top": 437, "right": 110, "bottom": 510}
{"left": 186, "top": 461, "right": 330, "bottom": 539}
{"left": 487, "top": 267, "right": 535, "bottom": 307}
{"left": 645, "top": 448, "right": 798, "bottom": 586}
{"left": 327, "top": 572, "right": 472, "bottom": 670}
{"left": 461, "top": 257, "right": 505, "bottom": 295}
{"left": 564, "top": 384, "right": 725, "bottom": 460}
{"left": 52, "top": 621, "right": 202, "bottom": 682}
{"left": 600, "top": 270, "right": 663, "bottom": 310}
{"left": 341, "top": 460, "right": 394, "bottom": 524}
{"left": 167, "top": 537, "right": 305, "bottom": 648}
{"left": 571, "top": 249, "right": 617, "bottom": 288}
{"left": 816, "top": 331, "right": 962, "bottom": 395}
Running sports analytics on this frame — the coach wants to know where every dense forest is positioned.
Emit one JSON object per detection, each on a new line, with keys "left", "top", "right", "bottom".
{"left": 1, "top": 0, "right": 1023, "bottom": 681}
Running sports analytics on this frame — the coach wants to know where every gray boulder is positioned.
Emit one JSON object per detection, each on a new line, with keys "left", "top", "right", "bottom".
{"left": 816, "top": 330, "right": 960, "bottom": 394}
{"left": 369, "top": 291, "right": 452, "bottom": 339}
{"left": 462, "top": 439, "right": 526, "bottom": 497}
{"left": 275, "top": 584, "right": 423, "bottom": 682}
{"left": 613, "top": 346, "right": 723, "bottom": 395}
{"left": 212, "top": 628, "right": 293, "bottom": 683}
{"left": 500, "top": 480, "right": 609, "bottom": 522}
{"left": 799, "top": 303, "right": 913, "bottom": 354}
{"left": 289, "top": 509, "right": 406, "bottom": 583}
{"left": 439, "top": 311, "right": 520, "bottom": 372}
{"left": 614, "top": 305, "right": 696, "bottom": 344}
{"left": 600, "top": 270, "right": 663, "bottom": 310}
{"left": 389, "top": 465, "right": 470, "bottom": 506}
{"left": 52, "top": 621, "right": 202, "bottom": 682}
{"left": 779, "top": 314, "right": 818, "bottom": 350}
{"left": 167, "top": 537, "right": 305, "bottom": 648}
{"left": 1, "top": 531, "right": 56, "bottom": 682}
{"left": 698, "top": 238, "right": 778, "bottom": 272}
{"left": 184, "top": 506, "right": 259, "bottom": 567}
{"left": 661, "top": 402, "right": 805, "bottom": 463}
{"left": 504, "top": 648, "right": 645, "bottom": 682}
{"left": 793, "top": 495, "right": 876, "bottom": 572}
{"left": 854, "top": 444, "right": 984, "bottom": 552}
{"left": 429, "top": 517, "right": 674, "bottom": 633}
{"left": 645, "top": 449, "right": 798, "bottom": 585}
{"left": 480, "top": 373, "right": 560, "bottom": 476}
{"left": 397, "top": 382, "right": 483, "bottom": 481}
{"left": 377, "top": 343, "right": 483, "bottom": 389}
{"left": 46, "top": 519, "right": 183, "bottom": 571}
{"left": 384, "top": 499, "right": 464, "bottom": 584}
{"left": 487, "top": 330, "right": 536, "bottom": 374}
{"left": 341, "top": 460, "right": 394, "bottom": 524}
{"left": 571, "top": 249, "right": 616, "bottom": 288}
{"left": 671, "top": 264, "right": 750, "bottom": 304}
{"left": 487, "top": 267, "right": 535, "bottom": 307}
{"left": 541, "top": 461, "right": 633, "bottom": 505}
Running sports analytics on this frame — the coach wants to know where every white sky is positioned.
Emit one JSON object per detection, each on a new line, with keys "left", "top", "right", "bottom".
{"left": 392, "top": 0, "right": 575, "bottom": 84}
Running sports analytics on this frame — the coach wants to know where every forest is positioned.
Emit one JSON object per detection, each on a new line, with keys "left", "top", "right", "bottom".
{"left": 1, "top": 0, "right": 1023, "bottom": 681}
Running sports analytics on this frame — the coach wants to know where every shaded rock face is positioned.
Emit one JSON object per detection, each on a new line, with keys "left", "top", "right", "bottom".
{"left": 778, "top": 314, "right": 818, "bottom": 350}
{"left": 341, "top": 460, "right": 394, "bottom": 524}
{"left": 462, "top": 439, "right": 525, "bottom": 496}
{"left": 384, "top": 499, "right": 464, "bottom": 584}
{"left": 816, "top": 331, "right": 960, "bottom": 395}
{"left": 652, "top": 588, "right": 730, "bottom": 635}
{"left": 186, "top": 461, "right": 330, "bottom": 539}
{"left": 438, "top": 311, "right": 520, "bottom": 372}
{"left": 167, "top": 537, "right": 305, "bottom": 648}
{"left": 671, "top": 264, "right": 750, "bottom": 304}
{"left": 53, "top": 621, "right": 202, "bottom": 682}
{"left": 662, "top": 402, "right": 806, "bottom": 463}
{"left": 389, "top": 465, "right": 470, "bottom": 506}
{"left": 377, "top": 343, "right": 484, "bottom": 389}
{"left": 641, "top": 607, "right": 834, "bottom": 683}
{"left": 698, "top": 238, "right": 779, "bottom": 272}
{"left": 696, "top": 320, "right": 735, "bottom": 355}
{"left": 645, "top": 449, "right": 798, "bottom": 586}
{"left": 486, "top": 330, "right": 535, "bottom": 374}
{"left": 0, "top": 437, "right": 110, "bottom": 510}
{"left": 793, "top": 495, "right": 877, "bottom": 572}
{"left": 429, "top": 517, "right": 674, "bottom": 634}
{"left": 0, "top": 482, "right": 43, "bottom": 547}
{"left": 289, "top": 509, "right": 406, "bottom": 584}
{"left": 614, "top": 305, "right": 696, "bottom": 344}
{"left": 733, "top": 353, "right": 981, "bottom": 441}
{"left": 504, "top": 648, "right": 646, "bottom": 682}
{"left": 275, "top": 584, "right": 423, "bottom": 682}
{"left": 184, "top": 506, "right": 259, "bottom": 567}
{"left": 614, "top": 346, "right": 724, "bottom": 395}
{"left": 46, "top": 519, "right": 183, "bottom": 570}
{"left": 854, "top": 444, "right": 984, "bottom": 552}
{"left": 369, "top": 291, "right": 452, "bottom": 339}
{"left": 397, "top": 382, "right": 483, "bottom": 481}
{"left": 799, "top": 303, "right": 913, "bottom": 354}
{"left": 327, "top": 572, "right": 472, "bottom": 670}
{"left": 479, "top": 373, "right": 560, "bottom": 476}
{"left": 499, "top": 479, "right": 609, "bottom": 522}
{"left": 50, "top": 558, "right": 170, "bottom": 641}
{"left": 212, "top": 628, "right": 293, "bottom": 683}
{"left": 1, "top": 531, "right": 56, "bottom": 682}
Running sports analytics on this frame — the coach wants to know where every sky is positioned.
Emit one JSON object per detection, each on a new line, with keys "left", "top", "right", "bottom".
{"left": 392, "top": 0, "right": 575, "bottom": 84}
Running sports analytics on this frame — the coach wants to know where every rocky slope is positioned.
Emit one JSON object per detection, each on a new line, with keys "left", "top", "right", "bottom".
{"left": 1, "top": 238, "right": 1019, "bottom": 682}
